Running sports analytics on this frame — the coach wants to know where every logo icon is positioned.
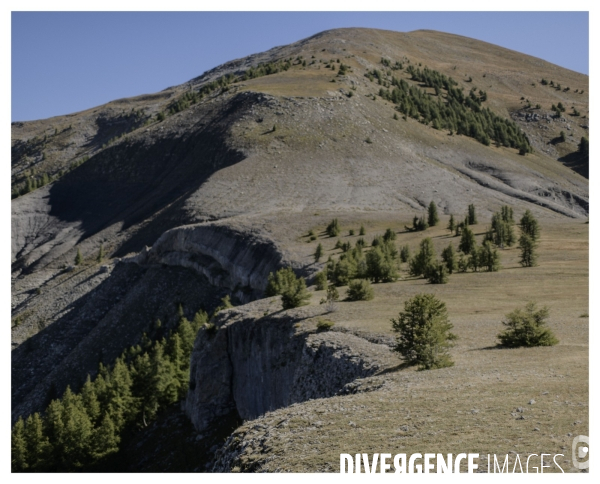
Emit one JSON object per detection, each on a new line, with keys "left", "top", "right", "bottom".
{"left": 572, "top": 435, "right": 589, "bottom": 470}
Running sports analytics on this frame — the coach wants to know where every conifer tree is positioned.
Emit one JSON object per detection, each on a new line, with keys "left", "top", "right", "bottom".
{"left": 280, "top": 274, "right": 311, "bottom": 309}
{"left": 315, "top": 270, "right": 328, "bottom": 290}
{"left": 90, "top": 414, "right": 120, "bottom": 461}
{"left": 11, "top": 418, "right": 28, "bottom": 472}
{"left": 520, "top": 210, "right": 540, "bottom": 241}
{"left": 81, "top": 376, "right": 101, "bottom": 425}
{"left": 498, "top": 302, "right": 558, "bottom": 347}
{"left": 151, "top": 341, "right": 180, "bottom": 409}
{"left": 192, "top": 310, "right": 208, "bottom": 332}
{"left": 428, "top": 201, "right": 439, "bottom": 226}
{"left": 97, "top": 244, "right": 105, "bottom": 263}
{"left": 24, "top": 413, "right": 52, "bottom": 471}
{"left": 425, "top": 261, "right": 449, "bottom": 284}
{"left": 391, "top": 294, "right": 457, "bottom": 369}
{"left": 383, "top": 228, "right": 397, "bottom": 241}
{"left": 409, "top": 238, "right": 436, "bottom": 277}
{"left": 479, "top": 240, "right": 500, "bottom": 272}
{"left": 326, "top": 218, "right": 340, "bottom": 237}
{"left": 441, "top": 243, "right": 458, "bottom": 274}
{"left": 518, "top": 233, "right": 537, "bottom": 267}
{"left": 468, "top": 204, "right": 477, "bottom": 225}
{"left": 400, "top": 244, "right": 410, "bottom": 263}
{"left": 359, "top": 225, "right": 366, "bottom": 236}
{"left": 75, "top": 248, "right": 83, "bottom": 266}
{"left": 458, "top": 226, "right": 476, "bottom": 254}
{"left": 447, "top": 214, "right": 455, "bottom": 233}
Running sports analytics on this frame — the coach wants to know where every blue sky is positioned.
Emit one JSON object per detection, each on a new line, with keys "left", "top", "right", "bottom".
{"left": 11, "top": 11, "right": 589, "bottom": 122}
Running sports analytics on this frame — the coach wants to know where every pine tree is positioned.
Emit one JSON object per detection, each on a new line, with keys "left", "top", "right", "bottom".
{"left": 152, "top": 341, "right": 181, "bottom": 409}
{"left": 58, "top": 387, "right": 94, "bottom": 469}
{"left": 90, "top": 414, "right": 120, "bottom": 461}
{"left": 520, "top": 210, "right": 540, "bottom": 241}
{"left": 80, "top": 376, "right": 101, "bottom": 425}
{"left": 425, "top": 261, "right": 449, "bottom": 284}
{"left": 383, "top": 228, "right": 397, "bottom": 241}
{"left": 326, "top": 218, "right": 341, "bottom": 237}
{"left": 447, "top": 214, "right": 455, "bottom": 233}
{"left": 314, "top": 243, "right": 324, "bottom": 262}
{"left": 166, "top": 333, "right": 188, "bottom": 398}
{"left": 105, "top": 358, "right": 135, "bottom": 430}
{"left": 518, "top": 233, "right": 537, "bottom": 267}
{"left": 75, "top": 248, "right": 83, "bottom": 266}
{"left": 498, "top": 302, "right": 558, "bottom": 347}
{"left": 391, "top": 294, "right": 457, "bottom": 369}
{"left": 479, "top": 240, "right": 500, "bottom": 272}
{"left": 23, "top": 413, "right": 52, "bottom": 471}
{"left": 400, "top": 244, "right": 410, "bottom": 263}
{"left": 467, "top": 204, "right": 477, "bottom": 225}
{"left": 280, "top": 274, "right": 311, "bottom": 309}
{"left": 359, "top": 224, "right": 366, "bottom": 236}
{"left": 458, "top": 226, "right": 476, "bottom": 254}
{"left": 11, "top": 417, "right": 29, "bottom": 472}
{"left": 409, "top": 238, "right": 436, "bottom": 277}
{"left": 315, "top": 270, "right": 328, "bottom": 290}
{"left": 441, "top": 243, "right": 458, "bottom": 274}
{"left": 192, "top": 310, "right": 208, "bottom": 332}
{"left": 428, "top": 201, "right": 439, "bottom": 226}
{"left": 96, "top": 244, "right": 105, "bottom": 263}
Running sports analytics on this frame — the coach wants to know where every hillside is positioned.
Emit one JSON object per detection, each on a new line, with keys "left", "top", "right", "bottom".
{"left": 11, "top": 28, "right": 588, "bottom": 472}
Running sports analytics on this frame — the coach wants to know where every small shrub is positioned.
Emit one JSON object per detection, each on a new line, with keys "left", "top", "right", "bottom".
{"left": 497, "top": 302, "right": 558, "bottom": 347}
{"left": 346, "top": 279, "right": 374, "bottom": 301}
{"left": 349, "top": 229, "right": 355, "bottom": 236}
{"left": 75, "top": 248, "right": 83, "bottom": 266}
{"left": 316, "top": 318, "right": 335, "bottom": 331}
{"left": 359, "top": 225, "right": 366, "bottom": 236}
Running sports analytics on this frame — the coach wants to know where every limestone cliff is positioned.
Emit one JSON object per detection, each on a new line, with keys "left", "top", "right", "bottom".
{"left": 185, "top": 298, "right": 395, "bottom": 433}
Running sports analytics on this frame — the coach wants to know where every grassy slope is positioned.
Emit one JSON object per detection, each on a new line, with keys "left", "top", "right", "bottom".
{"left": 219, "top": 216, "right": 588, "bottom": 472}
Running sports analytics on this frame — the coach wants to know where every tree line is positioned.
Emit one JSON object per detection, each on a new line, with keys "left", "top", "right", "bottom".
{"left": 370, "top": 60, "right": 532, "bottom": 154}
{"left": 12, "top": 307, "right": 215, "bottom": 472}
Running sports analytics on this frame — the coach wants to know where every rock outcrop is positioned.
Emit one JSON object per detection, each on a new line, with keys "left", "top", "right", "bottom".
{"left": 185, "top": 299, "right": 394, "bottom": 433}
{"left": 133, "top": 222, "right": 302, "bottom": 302}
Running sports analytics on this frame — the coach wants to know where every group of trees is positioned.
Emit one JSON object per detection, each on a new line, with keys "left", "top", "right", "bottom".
{"left": 12, "top": 309, "right": 211, "bottom": 472}
{"left": 327, "top": 236, "right": 399, "bottom": 286}
{"left": 316, "top": 204, "right": 540, "bottom": 289}
{"left": 371, "top": 61, "right": 532, "bottom": 154}
{"left": 391, "top": 294, "right": 557, "bottom": 371}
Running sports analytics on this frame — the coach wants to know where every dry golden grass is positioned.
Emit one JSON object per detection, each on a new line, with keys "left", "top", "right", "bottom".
{"left": 227, "top": 217, "right": 588, "bottom": 472}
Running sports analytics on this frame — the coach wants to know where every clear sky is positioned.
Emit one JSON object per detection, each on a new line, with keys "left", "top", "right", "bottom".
{"left": 11, "top": 11, "right": 589, "bottom": 122}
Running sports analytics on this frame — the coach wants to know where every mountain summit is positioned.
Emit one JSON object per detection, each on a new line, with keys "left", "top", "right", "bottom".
{"left": 11, "top": 28, "right": 588, "bottom": 472}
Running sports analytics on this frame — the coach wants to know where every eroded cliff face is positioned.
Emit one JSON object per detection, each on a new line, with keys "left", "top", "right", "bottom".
{"left": 133, "top": 221, "right": 310, "bottom": 302}
{"left": 185, "top": 299, "right": 394, "bottom": 433}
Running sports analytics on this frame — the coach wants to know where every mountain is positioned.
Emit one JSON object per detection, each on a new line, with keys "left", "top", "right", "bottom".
{"left": 11, "top": 28, "right": 588, "bottom": 472}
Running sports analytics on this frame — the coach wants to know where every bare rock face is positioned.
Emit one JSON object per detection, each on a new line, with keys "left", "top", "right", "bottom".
{"left": 134, "top": 222, "right": 303, "bottom": 303}
{"left": 185, "top": 300, "right": 394, "bottom": 433}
